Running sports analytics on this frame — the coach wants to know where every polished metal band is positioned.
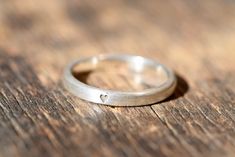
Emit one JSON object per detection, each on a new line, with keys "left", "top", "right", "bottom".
{"left": 63, "top": 54, "right": 177, "bottom": 106}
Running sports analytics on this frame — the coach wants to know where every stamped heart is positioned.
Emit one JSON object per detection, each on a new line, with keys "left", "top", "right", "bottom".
{"left": 100, "top": 94, "right": 108, "bottom": 103}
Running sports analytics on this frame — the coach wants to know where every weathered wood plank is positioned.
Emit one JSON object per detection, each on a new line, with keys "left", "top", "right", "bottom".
{"left": 0, "top": 0, "right": 235, "bottom": 157}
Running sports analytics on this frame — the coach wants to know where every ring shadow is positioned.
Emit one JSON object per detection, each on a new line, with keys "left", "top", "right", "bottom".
{"left": 72, "top": 70, "right": 92, "bottom": 83}
{"left": 161, "top": 73, "right": 189, "bottom": 102}
{"left": 72, "top": 71, "right": 189, "bottom": 105}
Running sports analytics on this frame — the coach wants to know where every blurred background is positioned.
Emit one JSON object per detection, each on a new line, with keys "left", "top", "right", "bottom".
{"left": 0, "top": 0, "right": 234, "bottom": 87}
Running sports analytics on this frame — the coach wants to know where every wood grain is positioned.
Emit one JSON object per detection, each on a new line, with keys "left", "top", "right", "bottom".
{"left": 0, "top": 0, "right": 235, "bottom": 157}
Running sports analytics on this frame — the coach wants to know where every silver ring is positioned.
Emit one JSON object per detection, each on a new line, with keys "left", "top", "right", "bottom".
{"left": 63, "top": 54, "right": 177, "bottom": 106}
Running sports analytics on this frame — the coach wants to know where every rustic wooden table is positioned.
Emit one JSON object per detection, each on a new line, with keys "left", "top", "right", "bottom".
{"left": 0, "top": 0, "right": 235, "bottom": 157}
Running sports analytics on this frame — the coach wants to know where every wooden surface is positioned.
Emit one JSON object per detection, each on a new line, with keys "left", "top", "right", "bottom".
{"left": 0, "top": 0, "right": 235, "bottom": 157}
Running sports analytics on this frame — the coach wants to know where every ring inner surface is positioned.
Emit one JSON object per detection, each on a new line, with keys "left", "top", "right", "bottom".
{"left": 72, "top": 57, "right": 168, "bottom": 92}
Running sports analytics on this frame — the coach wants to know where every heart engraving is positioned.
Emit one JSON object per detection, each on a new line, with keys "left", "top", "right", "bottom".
{"left": 100, "top": 94, "right": 108, "bottom": 103}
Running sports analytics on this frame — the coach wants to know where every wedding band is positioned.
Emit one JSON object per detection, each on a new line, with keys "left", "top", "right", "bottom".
{"left": 63, "top": 54, "right": 177, "bottom": 106}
